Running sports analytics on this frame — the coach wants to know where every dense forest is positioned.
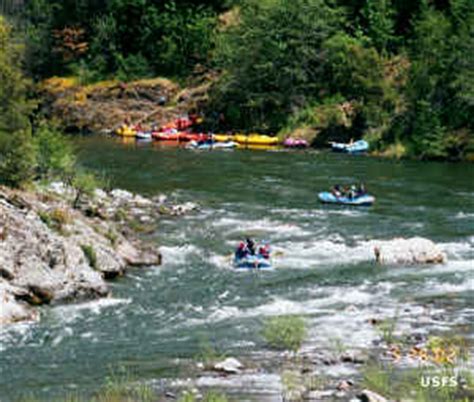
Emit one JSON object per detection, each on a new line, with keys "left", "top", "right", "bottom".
{"left": 0, "top": 0, "right": 473, "bottom": 179}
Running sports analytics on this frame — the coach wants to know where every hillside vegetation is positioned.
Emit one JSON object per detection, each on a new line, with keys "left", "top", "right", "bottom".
{"left": 1, "top": 0, "right": 473, "bottom": 161}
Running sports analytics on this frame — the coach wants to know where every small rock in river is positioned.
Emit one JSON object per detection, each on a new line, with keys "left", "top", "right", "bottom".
{"left": 340, "top": 351, "right": 366, "bottom": 364}
{"left": 213, "top": 357, "right": 243, "bottom": 374}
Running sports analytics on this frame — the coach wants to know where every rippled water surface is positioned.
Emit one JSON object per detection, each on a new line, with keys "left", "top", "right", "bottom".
{"left": 1, "top": 138, "right": 473, "bottom": 400}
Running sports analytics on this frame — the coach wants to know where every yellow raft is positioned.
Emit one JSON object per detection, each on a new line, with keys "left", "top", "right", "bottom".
{"left": 214, "top": 134, "right": 233, "bottom": 142}
{"left": 116, "top": 125, "right": 137, "bottom": 137}
{"left": 235, "top": 134, "right": 280, "bottom": 145}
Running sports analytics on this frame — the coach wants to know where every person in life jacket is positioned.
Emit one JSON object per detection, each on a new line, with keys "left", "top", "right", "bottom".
{"left": 235, "top": 242, "right": 247, "bottom": 259}
{"left": 246, "top": 237, "right": 256, "bottom": 256}
{"left": 258, "top": 244, "right": 270, "bottom": 259}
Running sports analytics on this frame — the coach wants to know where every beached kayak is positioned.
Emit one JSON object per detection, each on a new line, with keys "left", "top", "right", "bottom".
{"left": 235, "top": 134, "right": 280, "bottom": 146}
{"left": 152, "top": 131, "right": 181, "bottom": 141}
{"left": 318, "top": 191, "right": 375, "bottom": 206}
{"left": 116, "top": 126, "right": 136, "bottom": 137}
{"left": 187, "top": 141, "right": 237, "bottom": 150}
{"left": 331, "top": 140, "right": 369, "bottom": 154}
{"left": 136, "top": 131, "right": 152, "bottom": 140}
{"left": 214, "top": 134, "right": 233, "bottom": 142}
{"left": 153, "top": 132, "right": 208, "bottom": 142}
{"left": 234, "top": 255, "right": 272, "bottom": 269}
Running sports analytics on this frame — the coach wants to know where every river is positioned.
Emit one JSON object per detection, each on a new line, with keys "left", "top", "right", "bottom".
{"left": 1, "top": 137, "right": 473, "bottom": 401}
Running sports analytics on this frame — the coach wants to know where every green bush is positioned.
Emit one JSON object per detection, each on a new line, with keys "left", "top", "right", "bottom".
{"left": 33, "top": 124, "right": 76, "bottom": 180}
{"left": 81, "top": 244, "right": 97, "bottom": 270}
{"left": 38, "top": 208, "right": 71, "bottom": 233}
{"left": 71, "top": 171, "right": 98, "bottom": 209}
{"left": 262, "top": 315, "right": 306, "bottom": 352}
{"left": 0, "top": 130, "right": 37, "bottom": 188}
{"left": 179, "top": 391, "right": 229, "bottom": 402}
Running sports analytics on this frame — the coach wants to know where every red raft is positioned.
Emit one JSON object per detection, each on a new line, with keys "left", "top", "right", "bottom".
{"left": 152, "top": 131, "right": 209, "bottom": 142}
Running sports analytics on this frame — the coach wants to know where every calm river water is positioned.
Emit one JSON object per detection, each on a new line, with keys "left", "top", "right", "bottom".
{"left": 1, "top": 137, "right": 473, "bottom": 401}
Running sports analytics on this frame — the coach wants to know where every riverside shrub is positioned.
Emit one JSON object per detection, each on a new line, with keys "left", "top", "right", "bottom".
{"left": 263, "top": 315, "right": 306, "bottom": 352}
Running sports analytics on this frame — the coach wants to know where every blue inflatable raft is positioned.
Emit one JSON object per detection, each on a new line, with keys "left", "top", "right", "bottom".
{"left": 318, "top": 191, "right": 375, "bottom": 206}
{"left": 331, "top": 140, "right": 369, "bottom": 154}
{"left": 234, "top": 254, "right": 272, "bottom": 269}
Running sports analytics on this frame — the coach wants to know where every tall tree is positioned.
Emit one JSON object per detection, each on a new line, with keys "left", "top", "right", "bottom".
{"left": 0, "top": 15, "right": 36, "bottom": 187}
{"left": 212, "top": 0, "right": 343, "bottom": 131}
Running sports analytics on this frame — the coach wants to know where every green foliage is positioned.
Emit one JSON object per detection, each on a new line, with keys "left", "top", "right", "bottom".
{"left": 409, "top": 100, "right": 446, "bottom": 159}
{"left": 71, "top": 171, "right": 98, "bottom": 208}
{"left": 375, "top": 311, "right": 399, "bottom": 345}
{"left": 361, "top": 0, "right": 396, "bottom": 53}
{"left": 105, "top": 229, "right": 119, "bottom": 246}
{"left": 0, "top": 16, "right": 34, "bottom": 132}
{"left": 1, "top": 0, "right": 471, "bottom": 160}
{"left": 16, "top": 0, "right": 224, "bottom": 81}
{"left": 38, "top": 208, "right": 71, "bottom": 233}
{"left": 362, "top": 361, "right": 474, "bottom": 402}
{"left": 81, "top": 244, "right": 97, "bottom": 269}
{"left": 212, "top": 0, "right": 343, "bottom": 132}
{"left": 0, "top": 130, "right": 37, "bottom": 188}
{"left": 33, "top": 124, "right": 76, "bottom": 180}
{"left": 394, "top": 2, "right": 474, "bottom": 160}
{"left": 0, "top": 16, "right": 37, "bottom": 188}
{"left": 262, "top": 315, "right": 306, "bottom": 352}
{"left": 362, "top": 361, "right": 393, "bottom": 397}
{"left": 178, "top": 391, "right": 229, "bottom": 402}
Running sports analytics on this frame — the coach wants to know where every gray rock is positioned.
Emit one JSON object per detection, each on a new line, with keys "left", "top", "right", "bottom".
{"left": 0, "top": 280, "right": 38, "bottom": 324}
{"left": 373, "top": 237, "right": 446, "bottom": 265}
{"left": 116, "top": 241, "right": 161, "bottom": 267}
{"left": 213, "top": 357, "right": 244, "bottom": 374}
{"left": 305, "top": 390, "right": 335, "bottom": 400}
{"left": 340, "top": 351, "right": 367, "bottom": 364}
{"left": 110, "top": 189, "right": 134, "bottom": 202}
{"left": 358, "top": 389, "right": 388, "bottom": 402}
{"left": 337, "top": 379, "right": 354, "bottom": 391}
{"left": 1, "top": 184, "right": 164, "bottom": 325}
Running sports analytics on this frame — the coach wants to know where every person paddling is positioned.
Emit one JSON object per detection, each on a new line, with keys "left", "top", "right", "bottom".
{"left": 246, "top": 237, "right": 256, "bottom": 256}
{"left": 235, "top": 242, "right": 247, "bottom": 259}
{"left": 259, "top": 244, "right": 270, "bottom": 259}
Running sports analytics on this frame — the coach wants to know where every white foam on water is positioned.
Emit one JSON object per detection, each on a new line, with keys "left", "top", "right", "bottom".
{"left": 184, "top": 285, "right": 382, "bottom": 329}
{"left": 52, "top": 297, "right": 132, "bottom": 324}
{"left": 420, "top": 279, "right": 474, "bottom": 296}
{"left": 0, "top": 321, "right": 35, "bottom": 350}
{"left": 440, "top": 240, "right": 474, "bottom": 259}
{"left": 211, "top": 217, "right": 312, "bottom": 239}
{"left": 274, "top": 238, "right": 374, "bottom": 269}
{"left": 160, "top": 244, "right": 201, "bottom": 266}
{"left": 382, "top": 259, "right": 474, "bottom": 280}
{"left": 51, "top": 326, "right": 74, "bottom": 348}
{"left": 455, "top": 212, "right": 474, "bottom": 219}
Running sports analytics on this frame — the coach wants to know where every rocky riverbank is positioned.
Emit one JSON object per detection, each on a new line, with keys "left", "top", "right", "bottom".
{"left": 0, "top": 184, "right": 197, "bottom": 325}
{"left": 38, "top": 73, "right": 213, "bottom": 134}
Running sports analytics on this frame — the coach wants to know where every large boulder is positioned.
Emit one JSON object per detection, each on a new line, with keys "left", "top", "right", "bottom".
{"left": 0, "top": 192, "right": 109, "bottom": 303}
{"left": 373, "top": 237, "right": 446, "bottom": 265}
{"left": 0, "top": 280, "right": 38, "bottom": 324}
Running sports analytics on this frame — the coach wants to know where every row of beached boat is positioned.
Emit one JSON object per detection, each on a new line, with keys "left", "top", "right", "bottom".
{"left": 116, "top": 112, "right": 369, "bottom": 153}
{"left": 117, "top": 126, "right": 369, "bottom": 153}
